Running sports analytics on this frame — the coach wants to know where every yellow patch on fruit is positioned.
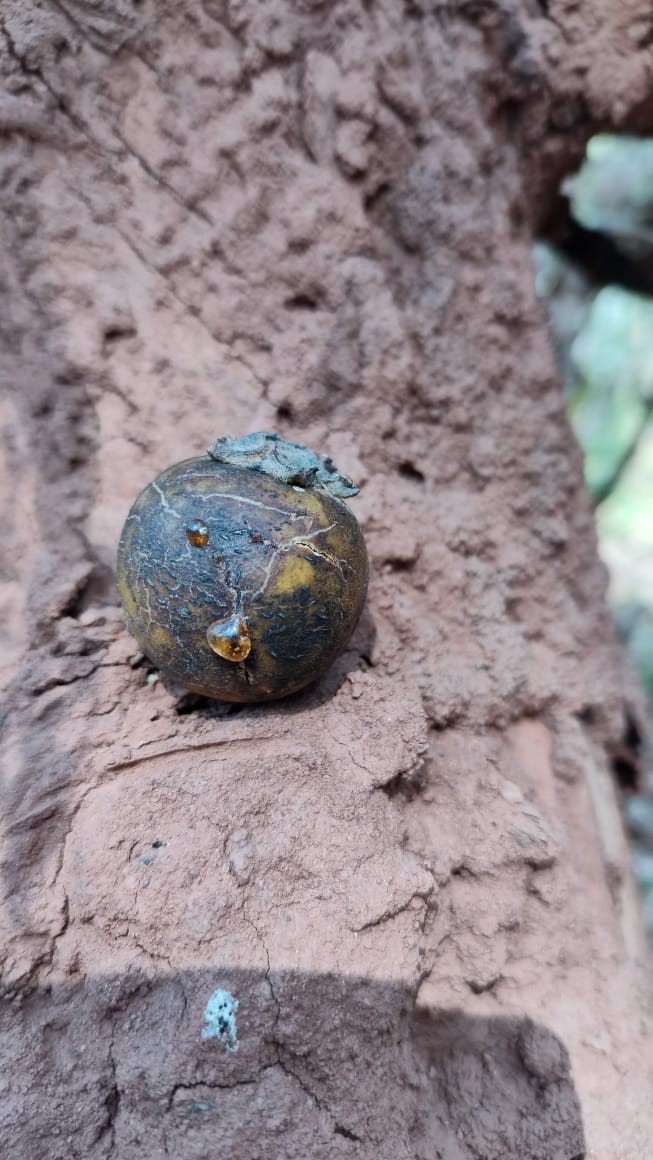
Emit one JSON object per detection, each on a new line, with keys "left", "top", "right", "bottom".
{"left": 272, "top": 554, "right": 314, "bottom": 594}
{"left": 144, "top": 622, "right": 175, "bottom": 651}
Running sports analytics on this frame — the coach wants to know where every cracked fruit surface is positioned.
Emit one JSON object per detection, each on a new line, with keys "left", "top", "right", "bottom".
{"left": 117, "top": 447, "right": 368, "bottom": 702}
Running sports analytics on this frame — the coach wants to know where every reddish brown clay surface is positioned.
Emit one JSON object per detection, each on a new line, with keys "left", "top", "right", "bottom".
{"left": 1, "top": 2, "right": 652, "bottom": 1158}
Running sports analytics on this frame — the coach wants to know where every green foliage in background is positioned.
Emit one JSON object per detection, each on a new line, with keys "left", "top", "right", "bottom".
{"left": 564, "top": 134, "right": 653, "bottom": 246}
{"left": 628, "top": 608, "right": 653, "bottom": 702}
{"left": 537, "top": 133, "right": 653, "bottom": 941}
{"left": 568, "top": 287, "right": 653, "bottom": 508}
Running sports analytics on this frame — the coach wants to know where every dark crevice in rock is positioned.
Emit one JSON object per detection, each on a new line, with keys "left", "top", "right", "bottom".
{"left": 378, "top": 761, "right": 427, "bottom": 800}
{"left": 397, "top": 460, "right": 425, "bottom": 483}
{"left": 334, "top": 1123, "right": 362, "bottom": 1141}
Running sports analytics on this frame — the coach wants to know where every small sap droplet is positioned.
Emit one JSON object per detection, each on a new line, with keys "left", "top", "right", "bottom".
{"left": 186, "top": 520, "right": 209, "bottom": 548}
{"left": 207, "top": 615, "right": 251, "bottom": 662}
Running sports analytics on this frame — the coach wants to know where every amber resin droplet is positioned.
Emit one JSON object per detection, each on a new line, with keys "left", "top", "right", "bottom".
{"left": 186, "top": 520, "right": 209, "bottom": 548}
{"left": 206, "top": 615, "right": 251, "bottom": 662}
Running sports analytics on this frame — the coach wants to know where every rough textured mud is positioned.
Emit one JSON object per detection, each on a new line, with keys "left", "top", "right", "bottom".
{"left": 1, "top": 1, "right": 652, "bottom": 1157}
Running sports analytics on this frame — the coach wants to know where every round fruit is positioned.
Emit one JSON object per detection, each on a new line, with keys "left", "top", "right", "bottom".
{"left": 117, "top": 432, "right": 368, "bottom": 702}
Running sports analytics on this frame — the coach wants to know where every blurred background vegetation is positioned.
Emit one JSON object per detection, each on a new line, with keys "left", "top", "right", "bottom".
{"left": 534, "top": 135, "right": 653, "bottom": 942}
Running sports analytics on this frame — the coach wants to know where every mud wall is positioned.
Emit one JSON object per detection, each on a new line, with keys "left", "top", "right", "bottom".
{"left": 1, "top": 2, "right": 652, "bottom": 1157}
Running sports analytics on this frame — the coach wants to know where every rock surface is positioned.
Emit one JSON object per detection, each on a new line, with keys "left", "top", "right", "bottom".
{"left": 0, "top": 1, "right": 652, "bottom": 1157}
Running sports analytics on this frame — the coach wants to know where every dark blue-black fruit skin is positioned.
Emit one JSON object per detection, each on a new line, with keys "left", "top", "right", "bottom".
{"left": 117, "top": 455, "right": 368, "bottom": 702}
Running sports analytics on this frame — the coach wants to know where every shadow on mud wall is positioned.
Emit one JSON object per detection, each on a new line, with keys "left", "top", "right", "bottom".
{"left": 1, "top": 968, "right": 584, "bottom": 1159}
